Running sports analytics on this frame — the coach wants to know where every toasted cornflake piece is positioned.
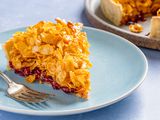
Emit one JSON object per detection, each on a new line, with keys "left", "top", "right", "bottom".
{"left": 3, "top": 18, "right": 92, "bottom": 99}
{"left": 26, "top": 75, "right": 36, "bottom": 83}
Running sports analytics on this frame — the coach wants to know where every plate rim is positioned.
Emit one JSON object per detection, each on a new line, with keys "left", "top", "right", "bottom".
{"left": 0, "top": 26, "right": 148, "bottom": 116}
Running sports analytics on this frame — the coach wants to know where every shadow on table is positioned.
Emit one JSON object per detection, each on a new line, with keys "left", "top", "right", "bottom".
{"left": 141, "top": 48, "right": 160, "bottom": 61}
{"left": 1, "top": 91, "right": 143, "bottom": 120}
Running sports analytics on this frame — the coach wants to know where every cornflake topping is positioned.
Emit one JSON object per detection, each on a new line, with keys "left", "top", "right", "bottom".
{"left": 4, "top": 18, "right": 92, "bottom": 99}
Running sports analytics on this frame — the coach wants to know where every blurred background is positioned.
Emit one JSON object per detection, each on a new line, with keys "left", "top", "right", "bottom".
{"left": 0, "top": 0, "right": 90, "bottom": 32}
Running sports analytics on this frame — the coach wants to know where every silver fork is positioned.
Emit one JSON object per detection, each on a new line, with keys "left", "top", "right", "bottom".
{"left": 0, "top": 71, "right": 54, "bottom": 103}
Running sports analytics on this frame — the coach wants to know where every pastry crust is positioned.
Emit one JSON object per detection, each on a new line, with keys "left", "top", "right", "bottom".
{"left": 150, "top": 16, "right": 160, "bottom": 40}
{"left": 100, "top": 0, "right": 123, "bottom": 26}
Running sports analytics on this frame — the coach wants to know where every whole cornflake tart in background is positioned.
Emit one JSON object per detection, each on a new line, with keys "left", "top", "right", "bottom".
{"left": 3, "top": 18, "right": 92, "bottom": 99}
{"left": 100, "top": 0, "right": 160, "bottom": 26}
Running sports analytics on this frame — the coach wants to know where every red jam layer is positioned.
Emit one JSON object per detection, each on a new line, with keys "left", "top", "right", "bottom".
{"left": 125, "top": 13, "right": 146, "bottom": 25}
{"left": 9, "top": 61, "right": 76, "bottom": 93}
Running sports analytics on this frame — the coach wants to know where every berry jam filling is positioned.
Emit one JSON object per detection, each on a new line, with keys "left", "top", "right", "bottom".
{"left": 9, "top": 61, "right": 76, "bottom": 93}
{"left": 125, "top": 13, "right": 147, "bottom": 25}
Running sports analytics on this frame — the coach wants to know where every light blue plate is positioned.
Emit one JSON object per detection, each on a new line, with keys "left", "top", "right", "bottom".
{"left": 0, "top": 27, "right": 148, "bottom": 116}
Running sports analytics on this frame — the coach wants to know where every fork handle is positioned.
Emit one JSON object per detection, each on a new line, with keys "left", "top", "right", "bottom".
{"left": 0, "top": 71, "right": 15, "bottom": 85}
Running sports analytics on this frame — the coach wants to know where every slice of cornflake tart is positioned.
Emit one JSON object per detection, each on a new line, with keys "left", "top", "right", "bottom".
{"left": 3, "top": 18, "right": 92, "bottom": 99}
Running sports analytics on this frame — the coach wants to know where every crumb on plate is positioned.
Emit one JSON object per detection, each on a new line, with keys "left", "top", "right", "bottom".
{"left": 129, "top": 24, "right": 143, "bottom": 33}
